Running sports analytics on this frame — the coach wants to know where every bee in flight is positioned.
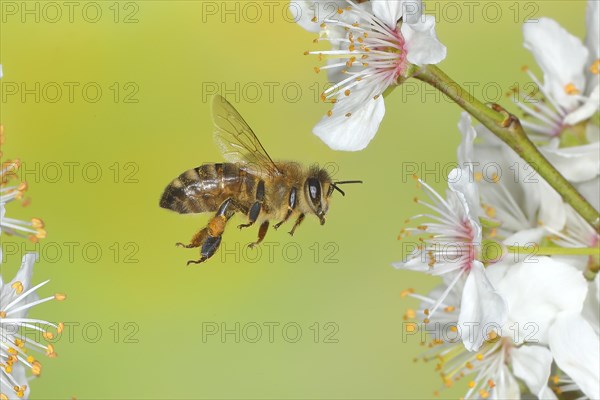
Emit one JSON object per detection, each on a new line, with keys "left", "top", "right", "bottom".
{"left": 159, "top": 95, "right": 361, "bottom": 265}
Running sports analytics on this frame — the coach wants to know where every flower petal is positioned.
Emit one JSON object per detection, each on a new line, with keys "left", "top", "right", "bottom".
{"left": 541, "top": 139, "right": 600, "bottom": 182}
{"left": 511, "top": 345, "right": 556, "bottom": 400}
{"left": 313, "top": 92, "right": 385, "bottom": 151}
{"left": 372, "top": 0, "right": 422, "bottom": 27}
{"left": 564, "top": 84, "right": 600, "bottom": 125}
{"left": 549, "top": 312, "right": 600, "bottom": 400}
{"left": 447, "top": 167, "right": 482, "bottom": 242}
{"left": 457, "top": 112, "right": 476, "bottom": 166}
{"left": 523, "top": 17, "right": 589, "bottom": 110}
{"left": 291, "top": 0, "right": 348, "bottom": 32}
{"left": 402, "top": 15, "right": 447, "bottom": 66}
{"left": 458, "top": 261, "right": 507, "bottom": 351}
{"left": 493, "top": 365, "right": 521, "bottom": 400}
{"left": 496, "top": 257, "right": 588, "bottom": 344}
{"left": 586, "top": 0, "right": 600, "bottom": 60}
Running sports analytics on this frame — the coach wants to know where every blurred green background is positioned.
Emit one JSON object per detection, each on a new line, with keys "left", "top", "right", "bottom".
{"left": 0, "top": 1, "right": 586, "bottom": 398}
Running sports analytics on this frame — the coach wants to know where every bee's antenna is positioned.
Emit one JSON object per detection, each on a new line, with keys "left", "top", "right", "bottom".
{"left": 330, "top": 180, "right": 362, "bottom": 197}
{"left": 331, "top": 184, "right": 346, "bottom": 196}
{"left": 335, "top": 180, "right": 363, "bottom": 185}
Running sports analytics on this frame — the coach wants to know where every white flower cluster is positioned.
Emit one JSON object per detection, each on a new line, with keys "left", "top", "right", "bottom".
{"left": 389, "top": 4, "right": 599, "bottom": 398}
{"left": 0, "top": 65, "right": 65, "bottom": 400}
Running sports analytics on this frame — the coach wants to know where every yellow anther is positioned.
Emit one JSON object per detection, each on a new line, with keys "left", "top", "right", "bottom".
{"left": 7, "top": 348, "right": 17, "bottom": 355}
{"left": 485, "top": 206, "right": 496, "bottom": 218}
{"left": 476, "top": 353, "right": 484, "bottom": 361}
{"left": 336, "top": 8, "right": 343, "bottom": 14}
{"left": 31, "top": 218, "right": 45, "bottom": 228}
{"left": 521, "top": 65, "right": 529, "bottom": 72}
{"left": 36, "top": 229, "right": 47, "bottom": 239}
{"left": 27, "top": 356, "right": 35, "bottom": 363}
{"left": 327, "top": 110, "right": 333, "bottom": 117}
{"left": 479, "top": 389, "right": 489, "bottom": 399}
{"left": 450, "top": 325, "right": 458, "bottom": 333}
{"left": 345, "top": 112, "right": 352, "bottom": 117}
{"left": 0, "top": 311, "right": 6, "bottom": 318}
{"left": 564, "top": 83, "right": 580, "bottom": 95}
{"left": 314, "top": 67, "right": 321, "bottom": 74}
{"left": 344, "top": 89, "right": 351, "bottom": 96}
{"left": 590, "top": 59, "right": 600, "bottom": 75}
{"left": 465, "top": 361, "right": 473, "bottom": 369}
{"left": 11, "top": 281, "right": 24, "bottom": 294}
{"left": 31, "top": 361, "right": 42, "bottom": 376}
{"left": 423, "top": 318, "right": 430, "bottom": 324}
{"left": 474, "top": 172, "right": 483, "bottom": 182}
{"left": 311, "top": 16, "right": 317, "bottom": 23}
{"left": 43, "top": 332, "right": 54, "bottom": 340}
{"left": 400, "top": 288, "right": 414, "bottom": 298}
{"left": 444, "top": 306, "right": 455, "bottom": 313}
{"left": 57, "top": 322, "right": 65, "bottom": 333}
{"left": 14, "top": 339, "right": 24, "bottom": 348}
{"left": 404, "top": 309, "right": 416, "bottom": 320}
{"left": 491, "top": 173, "right": 500, "bottom": 183}
{"left": 405, "top": 323, "right": 417, "bottom": 333}
{"left": 488, "top": 379, "right": 495, "bottom": 388}
{"left": 468, "top": 381, "right": 476, "bottom": 388}
{"left": 54, "top": 293, "right": 67, "bottom": 301}
{"left": 551, "top": 375, "right": 559, "bottom": 385}
{"left": 444, "top": 378, "right": 453, "bottom": 387}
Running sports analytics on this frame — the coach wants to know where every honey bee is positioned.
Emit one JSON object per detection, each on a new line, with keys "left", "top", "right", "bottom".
{"left": 159, "top": 95, "right": 361, "bottom": 265}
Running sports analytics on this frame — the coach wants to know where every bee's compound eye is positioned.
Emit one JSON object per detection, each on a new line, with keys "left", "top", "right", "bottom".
{"left": 307, "top": 178, "right": 321, "bottom": 204}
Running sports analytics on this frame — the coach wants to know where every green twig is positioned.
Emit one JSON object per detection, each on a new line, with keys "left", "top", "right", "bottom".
{"left": 415, "top": 65, "right": 600, "bottom": 233}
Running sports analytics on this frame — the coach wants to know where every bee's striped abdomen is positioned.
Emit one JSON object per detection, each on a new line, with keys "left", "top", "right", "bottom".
{"left": 159, "top": 163, "right": 256, "bottom": 214}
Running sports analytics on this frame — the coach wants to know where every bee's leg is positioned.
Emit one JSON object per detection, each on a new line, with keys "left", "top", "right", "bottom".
{"left": 288, "top": 213, "right": 305, "bottom": 236}
{"left": 248, "top": 220, "right": 269, "bottom": 249}
{"left": 176, "top": 228, "right": 209, "bottom": 248}
{"left": 238, "top": 180, "right": 265, "bottom": 230}
{"left": 273, "top": 187, "right": 297, "bottom": 230}
{"left": 185, "top": 198, "right": 237, "bottom": 265}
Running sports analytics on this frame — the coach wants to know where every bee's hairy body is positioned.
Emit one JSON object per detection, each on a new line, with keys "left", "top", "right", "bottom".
{"left": 159, "top": 95, "right": 358, "bottom": 265}
{"left": 160, "top": 162, "right": 325, "bottom": 223}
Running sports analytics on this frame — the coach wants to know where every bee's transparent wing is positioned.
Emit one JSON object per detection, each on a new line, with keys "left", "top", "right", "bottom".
{"left": 212, "top": 95, "right": 281, "bottom": 177}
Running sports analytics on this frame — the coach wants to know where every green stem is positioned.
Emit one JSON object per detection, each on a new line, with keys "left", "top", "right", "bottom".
{"left": 414, "top": 65, "right": 600, "bottom": 233}
{"left": 506, "top": 246, "right": 600, "bottom": 256}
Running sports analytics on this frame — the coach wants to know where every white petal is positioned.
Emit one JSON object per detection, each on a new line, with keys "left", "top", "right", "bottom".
{"left": 511, "top": 345, "right": 556, "bottom": 399}
{"left": 458, "top": 261, "right": 507, "bottom": 351}
{"left": 549, "top": 312, "right": 600, "bottom": 400}
{"left": 523, "top": 18, "right": 589, "bottom": 110}
{"left": 372, "top": 0, "right": 422, "bottom": 27}
{"left": 536, "top": 178, "right": 566, "bottom": 231}
{"left": 582, "top": 274, "right": 600, "bottom": 334}
{"left": 401, "top": 15, "right": 447, "bottom": 66}
{"left": 291, "top": 0, "right": 348, "bottom": 32}
{"left": 457, "top": 112, "right": 476, "bottom": 166}
{"left": 575, "top": 177, "right": 600, "bottom": 212}
{"left": 492, "top": 365, "right": 521, "bottom": 400}
{"left": 447, "top": 167, "right": 482, "bottom": 242}
{"left": 496, "top": 257, "right": 588, "bottom": 344}
{"left": 502, "top": 227, "right": 546, "bottom": 246}
{"left": 313, "top": 93, "right": 385, "bottom": 151}
{"left": 564, "top": 84, "right": 600, "bottom": 125}
{"left": 541, "top": 139, "right": 600, "bottom": 182}
{"left": 8, "top": 253, "right": 37, "bottom": 292}
{"left": 586, "top": 0, "right": 600, "bottom": 60}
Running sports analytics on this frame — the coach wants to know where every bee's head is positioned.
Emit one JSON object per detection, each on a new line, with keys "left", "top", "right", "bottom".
{"left": 304, "top": 166, "right": 362, "bottom": 225}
